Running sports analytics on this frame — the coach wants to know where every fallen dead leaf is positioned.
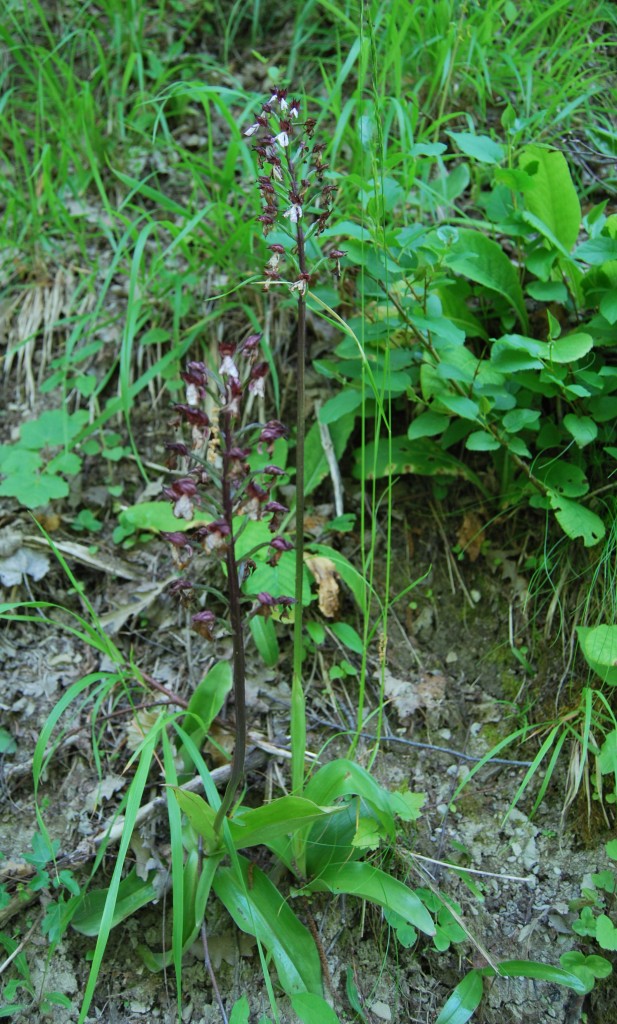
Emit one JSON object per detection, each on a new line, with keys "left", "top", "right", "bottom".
{"left": 456, "top": 511, "right": 485, "bottom": 562}
{"left": 305, "top": 554, "right": 340, "bottom": 618}
{"left": 383, "top": 669, "right": 447, "bottom": 721}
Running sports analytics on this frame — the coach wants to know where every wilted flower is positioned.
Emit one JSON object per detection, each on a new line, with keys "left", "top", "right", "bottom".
{"left": 267, "top": 535, "right": 294, "bottom": 565}
{"left": 264, "top": 499, "right": 288, "bottom": 531}
{"left": 173, "top": 404, "right": 210, "bottom": 429}
{"left": 168, "top": 578, "right": 194, "bottom": 606}
{"left": 248, "top": 361, "right": 268, "bottom": 398}
{"left": 191, "top": 609, "right": 216, "bottom": 639}
{"left": 163, "top": 477, "right": 199, "bottom": 519}
{"left": 161, "top": 531, "right": 193, "bottom": 569}
{"left": 259, "top": 420, "right": 288, "bottom": 452}
{"left": 198, "top": 519, "right": 231, "bottom": 553}
{"left": 283, "top": 204, "right": 303, "bottom": 223}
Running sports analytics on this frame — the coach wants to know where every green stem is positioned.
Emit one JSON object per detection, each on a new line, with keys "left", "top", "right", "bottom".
{"left": 291, "top": 257, "right": 307, "bottom": 796}
{"left": 214, "top": 410, "right": 246, "bottom": 834}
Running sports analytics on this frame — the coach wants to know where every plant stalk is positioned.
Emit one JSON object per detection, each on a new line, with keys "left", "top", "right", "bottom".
{"left": 214, "top": 409, "right": 247, "bottom": 834}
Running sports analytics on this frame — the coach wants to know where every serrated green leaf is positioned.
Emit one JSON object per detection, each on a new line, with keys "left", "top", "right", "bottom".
{"left": 0, "top": 472, "right": 70, "bottom": 508}
{"left": 20, "top": 409, "right": 90, "bottom": 450}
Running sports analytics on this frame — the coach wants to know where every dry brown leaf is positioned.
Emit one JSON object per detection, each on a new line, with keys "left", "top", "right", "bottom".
{"left": 456, "top": 512, "right": 485, "bottom": 562}
{"left": 305, "top": 554, "right": 341, "bottom": 618}
{"left": 384, "top": 669, "right": 447, "bottom": 721}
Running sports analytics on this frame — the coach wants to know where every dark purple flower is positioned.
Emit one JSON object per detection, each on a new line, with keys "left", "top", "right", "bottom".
{"left": 163, "top": 478, "right": 198, "bottom": 500}
{"left": 268, "top": 536, "right": 294, "bottom": 565}
{"left": 168, "top": 579, "right": 194, "bottom": 606}
{"left": 173, "top": 404, "right": 210, "bottom": 429}
{"left": 264, "top": 499, "right": 288, "bottom": 531}
{"left": 259, "top": 421, "right": 288, "bottom": 450}
{"left": 192, "top": 609, "right": 216, "bottom": 640}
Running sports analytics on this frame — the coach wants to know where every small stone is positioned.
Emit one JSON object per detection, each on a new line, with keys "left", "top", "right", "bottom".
{"left": 370, "top": 1001, "right": 392, "bottom": 1021}
{"left": 445, "top": 650, "right": 458, "bottom": 663}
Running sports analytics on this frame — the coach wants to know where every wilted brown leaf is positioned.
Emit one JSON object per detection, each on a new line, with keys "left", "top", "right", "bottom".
{"left": 305, "top": 554, "right": 341, "bottom": 618}
{"left": 457, "top": 512, "right": 485, "bottom": 562}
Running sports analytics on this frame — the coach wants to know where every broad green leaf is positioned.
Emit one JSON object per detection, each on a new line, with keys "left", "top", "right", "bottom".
{"left": 502, "top": 408, "right": 540, "bottom": 432}
{"left": 446, "top": 229, "right": 527, "bottom": 329}
{"left": 600, "top": 290, "right": 617, "bottom": 324}
{"left": 303, "top": 800, "right": 382, "bottom": 874}
{"left": 447, "top": 132, "right": 504, "bottom": 164}
{"left": 563, "top": 414, "right": 598, "bottom": 448}
{"left": 355, "top": 437, "right": 484, "bottom": 491}
{"left": 329, "top": 621, "right": 364, "bottom": 654}
{"left": 438, "top": 394, "right": 480, "bottom": 421}
{"left": 227, "top": 797, "right": 342, "bottom": 850}
{"left": 172, "top": 789, "right": 218, "bottom": 849}
{"left": 183, "top": 661, "right": 232, "bottom": 739}
{"left": 213, "top": 856, "right": 322, "bottom": 995}
{"left": 119, "top": 501, "right": 211, "bottom": 533}
{"left": 249, "top": 615, "right": 279, "bottom": 667}
{"left": 408, "top": 412, "right": 450, "bottom": 439}
{"left": 576, "top": 626, "right": 617, "bottom": 685}
{"left": 307, "top": 862, "right": 435, "bottom": 936}
{"left": 536, "top": 462, "right": 589, "bottom": 498}
{"left": 519, "top": 146, "right": 581, "bottom": 252}
{"left": 606, "top": 840, "right": 617, "bottom": 860}
{"left": 575, "top": 238, "right": 617, "bottom": 264}
{"left": 229, "top": 996, "right": 250, "bottom": 1024}
{"left": 70, "top": 864, "right": 155, "bottom": 937}
{"left": 303, "top": 760, "right": 425, "bottom": 829}
{"left": 46, "top": 451, "right": 82, "bottom": 475}
{"left": 318, "top": 390, "right": 364, "bottom": 424}
{"left": 291, "top": 993, "right": 342, "bottom": 1024}
{"left": 480, "top": 960, "right": 587, "bottom": 994}
{"left": 547, "top": 333, "right": 594, "bottom": 363}
{"left": 243, "top": 550, "right": 311, "bottom": 607}
{"left": 549, "top": 493, "right": 605, "bottom": 547}
{"left": 465, "top": 431, "right": 500, "bottom": 451}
